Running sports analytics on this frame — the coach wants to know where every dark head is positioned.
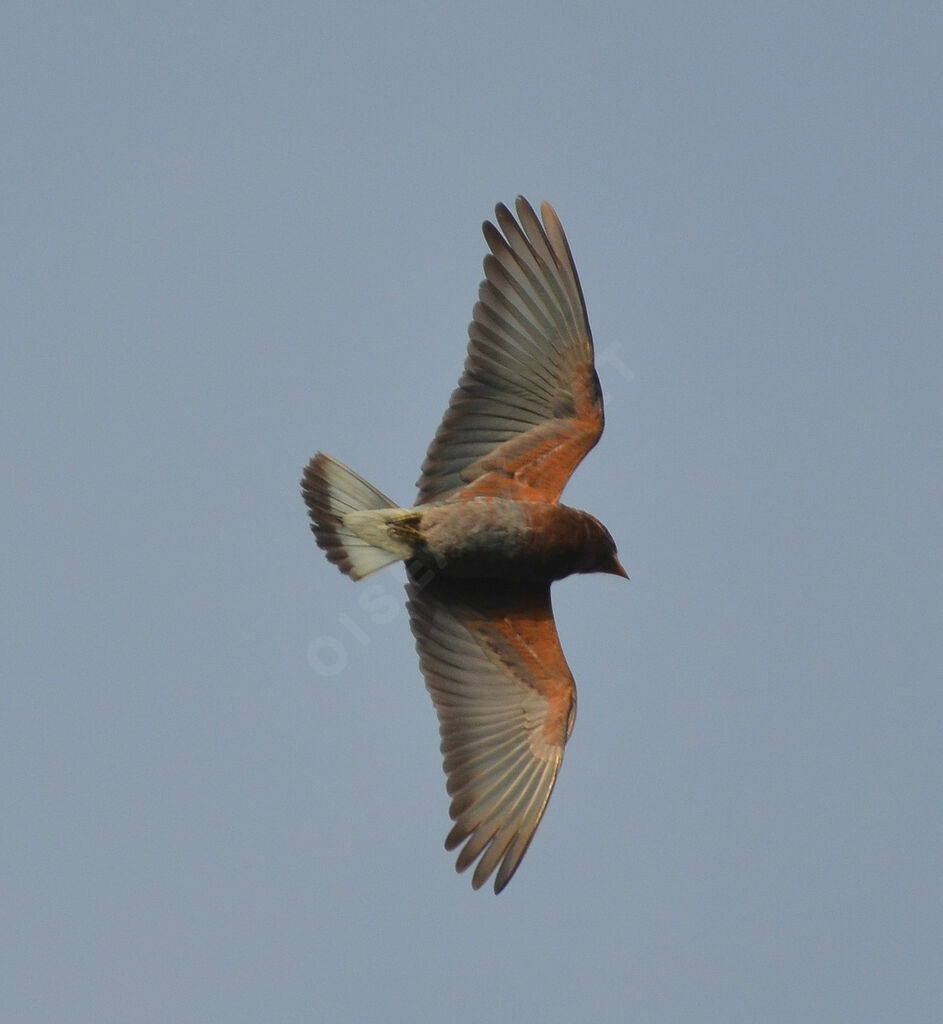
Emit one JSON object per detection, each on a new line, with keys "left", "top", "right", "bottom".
{"left": 583, "top": 514, "right": 629, "bottom": 579}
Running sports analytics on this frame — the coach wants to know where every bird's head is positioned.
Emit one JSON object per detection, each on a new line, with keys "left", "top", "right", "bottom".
{"left": 583, "top": 515, "right": 629, "bottom": 580}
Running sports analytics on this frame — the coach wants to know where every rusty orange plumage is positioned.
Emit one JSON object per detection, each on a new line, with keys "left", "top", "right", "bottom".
{"left": 301, "top": 197, "right": 627, "bottom": 892}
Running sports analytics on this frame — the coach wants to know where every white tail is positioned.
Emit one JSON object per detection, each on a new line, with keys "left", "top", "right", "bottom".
{"left": 301, "top": 453, "right": 415, "bottom": 580}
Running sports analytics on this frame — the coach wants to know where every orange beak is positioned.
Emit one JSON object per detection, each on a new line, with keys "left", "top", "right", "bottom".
{"left": 608, "top": 557, "right": 630, "bottom": 580}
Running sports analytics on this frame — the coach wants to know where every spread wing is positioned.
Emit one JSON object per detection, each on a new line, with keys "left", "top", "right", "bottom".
{"left": 416, "top": 197, "right": 604, "bottom": 505}
{"left": 406, "top": 568, "right": 577, "bottom": 893}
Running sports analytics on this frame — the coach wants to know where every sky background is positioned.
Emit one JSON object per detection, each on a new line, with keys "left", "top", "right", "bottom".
{"left": 3, "top": 3, "right": 941, "bottom": 1021}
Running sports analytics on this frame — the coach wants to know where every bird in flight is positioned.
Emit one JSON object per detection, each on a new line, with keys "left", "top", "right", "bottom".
{"left": 302, "top": 197, "right": 627, "bottom": 892}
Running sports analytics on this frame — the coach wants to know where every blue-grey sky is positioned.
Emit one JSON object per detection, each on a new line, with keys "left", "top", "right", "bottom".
{"left": 3, "top": 3, "right": 941, "bottom": 1022}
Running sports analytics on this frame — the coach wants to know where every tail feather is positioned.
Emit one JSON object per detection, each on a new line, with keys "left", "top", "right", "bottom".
{"left": 302, "top": 453, "right": 409, "bottom": 581}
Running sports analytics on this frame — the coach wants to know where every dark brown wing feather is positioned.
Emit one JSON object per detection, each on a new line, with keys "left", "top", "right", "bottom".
{"left": 416, "top": 198, "right": 604, "bottom": 505}
{"left": 406, "top": 569, "right": 577, "bottom": 892}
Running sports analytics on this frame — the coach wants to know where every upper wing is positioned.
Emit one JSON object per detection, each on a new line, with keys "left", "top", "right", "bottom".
{"left": 416, "top": 197, "right": 604, "bottom": 505}
{"left": 406, "top": 568, "right": 577, "bottom": 893}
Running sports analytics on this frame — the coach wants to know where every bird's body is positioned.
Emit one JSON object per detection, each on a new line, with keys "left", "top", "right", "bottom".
{"left": 302, "top": 197, "right": 627, "bottom": 892}
{"left": 349, "top": 497, "right": 621, "bottom": 582}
